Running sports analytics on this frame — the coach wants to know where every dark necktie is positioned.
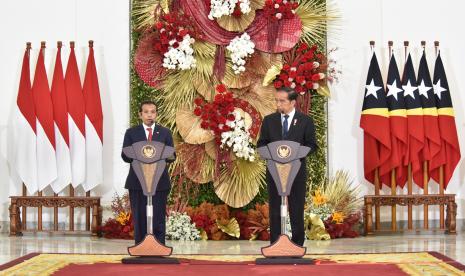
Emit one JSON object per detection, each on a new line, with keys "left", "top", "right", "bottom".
{"left": 147, "top": 127, "right": 153, "bottom": 141}
{"left": 282, "top": 115, "right": 289, "bottom": 138}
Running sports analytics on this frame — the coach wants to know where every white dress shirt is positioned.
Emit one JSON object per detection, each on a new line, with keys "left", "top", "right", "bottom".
{"left": 281, "top": 108, "right": 296, "bottom": 132}
{"left": 142, "top": 123, "right": 155, "bottom": 140}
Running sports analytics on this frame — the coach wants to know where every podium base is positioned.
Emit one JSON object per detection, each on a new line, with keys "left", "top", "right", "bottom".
{"left": 127, "top": 234, "right": 173, "bottom": 257}
{"left": 122, "top": 256, "right": 179, "bottom": 264}
{"left": 255, "top": 257, "right": 314, "bottom": 265}
{"left": 260, "top": 235, "right": 306, "bottom": 258}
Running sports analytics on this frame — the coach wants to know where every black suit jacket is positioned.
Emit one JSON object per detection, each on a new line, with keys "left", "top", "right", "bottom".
{"left": 257, "top": 111, "right": 317, "bottom": 183}
{"left": 122, "top": 124, "right": 174, "bottom": 191}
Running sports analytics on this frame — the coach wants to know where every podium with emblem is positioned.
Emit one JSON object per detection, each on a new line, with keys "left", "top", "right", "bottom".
{"left": 256, "top": 140, "right": 313, "bottom": 264}
{"left": 121, "top": 141, "right": 179, "bottom": 264}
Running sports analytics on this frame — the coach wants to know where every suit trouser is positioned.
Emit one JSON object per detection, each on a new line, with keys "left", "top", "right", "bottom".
{"left": 267, "top": 174, "right": 306, "bottom": 246}
{"left": 128, "top": 189, "right": 169, "bottom": 245}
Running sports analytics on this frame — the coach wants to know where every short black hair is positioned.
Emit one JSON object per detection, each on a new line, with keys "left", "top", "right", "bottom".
{"left": 139, "top": 100, "right": 157, "bottom": 112}
{"left": 276, "top": 86, "right": 298, "bottom": 101}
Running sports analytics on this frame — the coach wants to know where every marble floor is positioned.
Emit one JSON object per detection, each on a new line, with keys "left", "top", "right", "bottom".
{"left": 1, "top": 231, "right": 464, "bottom": 266}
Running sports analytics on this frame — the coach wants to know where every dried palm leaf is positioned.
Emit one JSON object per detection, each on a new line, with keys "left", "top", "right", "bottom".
{"left": 216, "top": 10, "right": 256, "bottom": 32}
{"left": 214, "top": 158, "right": 266, "bottom": 208}
{"left": 217, "top": 218, "right": 240, "bottom": 238}
{"left": 263, "top": 63, "right": 283, "bottom": 86}
{"left": 204, "top": 140, "right": 236, "bottom": 161}
{"left": 296, "top": 0, "right": 339, "bottom": 46}
{"left": 134, "top": 31, "right": 166, "bottom": 88}
{"left": 322, "top": 170, "right": 363, "bottom": 216}
{"left": 223, "top": 57, "right": 254, "bottom": 89}
{"left": 236, "top": 80, "right": 277, "bottom": 118}
{"left": 132, "top": 0, "right": 168, "bottom": 31}
{"left": 175, "top": 108, "right": 214, "bottom": 144}
{"left": 193, "top": 78, "right": 218, "bottom": 100}
{"left": 176, "top": 143, "right": 215, "bottom": 183}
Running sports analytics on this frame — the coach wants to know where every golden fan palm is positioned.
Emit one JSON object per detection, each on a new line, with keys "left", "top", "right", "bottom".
{"left": 296, "top": 0, "right": 339, "bottom": 46}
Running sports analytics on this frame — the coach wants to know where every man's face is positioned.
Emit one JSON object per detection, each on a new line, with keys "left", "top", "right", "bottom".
{"left": 275, "top": 91, "right": 296, "bottom": 114}
{"left": 139, "top": 104, "right": 157, "bottom": 126}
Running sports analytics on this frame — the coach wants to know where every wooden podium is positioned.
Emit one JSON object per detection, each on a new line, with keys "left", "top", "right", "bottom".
{"left": 121, "top": 141, "right": 178, "bottom": 264}
{"left": 256, "top": 141, "right": 313, "bottom": 265}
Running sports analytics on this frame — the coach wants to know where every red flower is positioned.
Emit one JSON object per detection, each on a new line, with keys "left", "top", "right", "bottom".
{"left": 311, "top": 73, "right": 321, "bottom": 81}
{"left": 216, "top": 84, "right": 227, "bottom": 93}
{"left": 194, "top": 107, "right": 202, "bottom": 116}
{"left": 296, "top": 76, "right": 306, "bottom": 83}
{"left": 155, "top": 22, "right": 164, "bottom": 30}
{"left": 172, "top": 42, "right": 179, "bottom": 48}
{"left": 194, "top": 98, "right": 204, "bottom": 106}
{"left": 178, "top": 29, "right": 188, "bottom": 37}
{"left": 305, "top": 82, "right": 314, "bottom": 89}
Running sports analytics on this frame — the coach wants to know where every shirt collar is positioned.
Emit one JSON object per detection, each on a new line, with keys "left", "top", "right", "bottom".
{"left": 143, "top": 123, "right": 155, "bottom": 130}
{"left": 281, "top": 108, "right": 296, "bottom": 119}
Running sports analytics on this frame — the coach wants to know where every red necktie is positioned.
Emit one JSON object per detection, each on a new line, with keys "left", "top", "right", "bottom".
{"left": 147, "top": 127, "right": 153, "bottom": 141}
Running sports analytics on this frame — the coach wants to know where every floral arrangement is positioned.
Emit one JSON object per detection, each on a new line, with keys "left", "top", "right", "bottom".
{"left": 226, "top": 33, "right": 255, "bottom": 74}
{"left": 152, "top": 12, "right": 197, "bottom": 70}
{"left": 220, "top": 109, "right": 255, "bottom": 161}
{"left": 101, "top": 193, "right": 134, "bottom": 239}
{"left": 263, "top": 0, "right": 299, "bottom": 21}
{"left": 208, "top": 0, "right": 252, "bottom": 20}
{"left": 132, "top": 0, "right": 338, "bottom": 208}
{"left": 194, "top": 84, "right": 236, "bottom": 144}
{"left": 273, "top": 43, "right": 326, "bottom": 94}
{"left": 166, "top": 211, "right": 201, "bottom": 241}
{"left": 305, "top": 171, "right": 363, "bottom": 240}
{"left": 194, "top": 84, "right": 260, "bottom": 161}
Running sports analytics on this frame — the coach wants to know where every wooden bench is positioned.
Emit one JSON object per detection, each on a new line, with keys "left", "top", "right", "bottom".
{"left": 364, "top": 194, "right": 457, "bottom": 235}
{"left": 9, "top": 195, "right": 102, "bottom": 236}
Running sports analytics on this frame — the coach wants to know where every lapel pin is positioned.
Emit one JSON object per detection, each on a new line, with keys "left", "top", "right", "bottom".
{"left": 293, "top": 119, "right": 297, "bottom": 126}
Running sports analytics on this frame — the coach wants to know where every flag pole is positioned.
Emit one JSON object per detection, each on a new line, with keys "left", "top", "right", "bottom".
{"left": 36, "top": 41, "right": 47, "bottom": 232}
{"left": 404, "top": 40, "right": 413, "bottom": 230}
{"left": 85, "top": 40, "right": 93, "bottom": 232}
{"left": 53, "top": 41, "right": 62, "bottom": 232}
{"left": 22, "top": 42, "right": 32, "bottom": 231}
{"left": 370, "top": 40, "right": 381, "bottom": 230}
{"left": 388, "top": 41, "right": 397, "bottom": 231}
{"left": 435, "top": 40, "right": 445, "bottom": 229}
{"left": 421, "top": 41, "right": 429, "bottom": 230}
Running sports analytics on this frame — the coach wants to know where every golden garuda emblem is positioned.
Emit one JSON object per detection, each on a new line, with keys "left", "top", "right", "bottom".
{"left": 141, "top": 145, "right": 156, "bottom": 158}
{"left": 277, "top": 145, "right": 291, "bottom": 159}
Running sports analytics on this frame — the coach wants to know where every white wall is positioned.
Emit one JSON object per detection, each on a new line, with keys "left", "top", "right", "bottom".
{"left": 1, "top": 0, "right": 464, "bottom": 229}
{"left": 328, "top": 0, "right": 465, "bottom": 221}
{"left": 0, "top": 0, "right": 130, "bottom": 228}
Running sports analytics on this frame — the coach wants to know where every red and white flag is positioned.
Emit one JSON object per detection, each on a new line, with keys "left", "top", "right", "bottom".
{"left": 82, "top": 41, "right": 103, "bottom": 191}
{"left": 50, "top": 43, "right": 72, "bottom": 193}
{"left": 11, "top": 46, "right": 38, "bottom": 193}
{"left": 65, "top": 43, "right": 86, "bottom": 187}
{"left": 32, "top": 46, "right": 57, "bottom": 191}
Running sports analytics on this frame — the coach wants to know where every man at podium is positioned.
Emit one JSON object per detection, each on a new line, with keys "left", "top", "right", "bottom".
{"left": 122, "top": 100, "right": 175, "bottom": 245}
{"left": 257, "top": 87, "right": 317, "bottom": 246}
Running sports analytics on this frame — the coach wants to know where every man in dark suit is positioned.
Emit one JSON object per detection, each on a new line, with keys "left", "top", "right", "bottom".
{"left": 257, "top": 87, "right": 317, "bottom": 246}
{"left": 122, "top": 100, "right": 174, "bottom": 245}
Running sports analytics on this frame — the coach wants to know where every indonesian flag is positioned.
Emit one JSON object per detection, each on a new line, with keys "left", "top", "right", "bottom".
{"left": 11, "top": 46, "right": 38, "bottom": 193}
{"left": 65, "top": 44, "right": 86, "bottom": 187}
{"left": 430, "top": 52, "right": 461, "bottom": 188}
{"left": 82, "top": 42, "right": 103, "bottom": 191}
{"left": 360, "top": 52, "right": 391, "bottom": 185}
{"left": 32, "top": 47, "right": 57, "bottom": 191}
{"left": 50, "top": 44, "right": 72, "bottom": 193}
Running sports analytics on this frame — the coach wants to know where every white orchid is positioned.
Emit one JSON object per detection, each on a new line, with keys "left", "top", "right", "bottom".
{"left": 220, "top": 110, "right": 256, "bottom": 161}
{"left": 162, "top": 34, "right": 196, "bottom": 70}
{"left": 226, "top": 33, "right": 255, "bottom": 74}
{"left": 208, "top": 0, "right": 251, "bottom": 20}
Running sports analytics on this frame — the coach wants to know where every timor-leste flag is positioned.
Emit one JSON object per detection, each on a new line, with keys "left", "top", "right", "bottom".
{"left": 380, "top": 54, "right": 408, "bottom": 188}
{"left": 429, "top": 52, "right": 461, "bottom": 188}
{"left": 360, "top": 52, "right": 391, "bottom": 185}
{"left": 402, "top": 53, "right": 425, "bottom": 188}
{"left": 417, "top": 50, "right": 441, "bottom": 187}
